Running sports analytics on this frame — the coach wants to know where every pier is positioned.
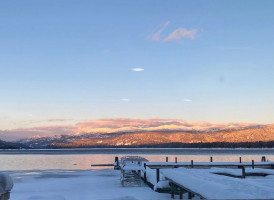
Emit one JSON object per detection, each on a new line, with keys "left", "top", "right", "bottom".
{"left": 91, "top": 156, "right": 274, "bottom": 199}
{"left": 146, "top": 161, "right": 274, "bottom": 169}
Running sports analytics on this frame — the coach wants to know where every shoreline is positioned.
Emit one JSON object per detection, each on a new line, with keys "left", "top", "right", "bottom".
{"left": 1, "top": 148, "right": 274, "bottom": 155}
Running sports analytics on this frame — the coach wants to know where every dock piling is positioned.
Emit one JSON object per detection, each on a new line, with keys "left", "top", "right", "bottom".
{"left": 114, "top": 156, "right": 119, "bottom": 169}
{"left": 239, "top": 157, "right": 242, "bottom": 163}
{"left": 179, "top": 188, "right": 183, "bottom": 199}
{"left": 166, "top": 157, "right": 168, "bottom": 162}
{"left": 262, "top": 156, "right": 266, "bottom": 162}
{"left": 175, "top": 157, "right": 177, "bottom": 163}
{"left": 252, "top": 160, "right": 254, "bottom": 169}
{"left": 188, "top": 192, "right": 192, "bottom": 199}
{"left": 156, "top": 168, "right": 160, "bottom": 183}
{"left": 144, "top": 163, "right": 147, "bottom": 183}
{"left": 242, "top": 166, "right": 245, "bottom": 178}
{"left": 191, "top": 160, "right": 193, "bottom": 168}
{"left": 171, "top": 183, "right": 175, "bottom": 198}
{"left": 210, "top": 157, "right": 213, "bottom": 162}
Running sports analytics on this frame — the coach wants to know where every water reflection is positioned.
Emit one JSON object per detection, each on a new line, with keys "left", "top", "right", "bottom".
{"left": 0, "top": 152, "right": 273, "bottom": 171}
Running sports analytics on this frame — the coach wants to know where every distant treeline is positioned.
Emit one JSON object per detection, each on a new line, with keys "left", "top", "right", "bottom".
{"left": 133, "top": 141, "right": 274, "bottom": 148}
{"left": 0, "top": 140, "right": 30, "bottom": 149}
{"left": 47, "top": 141, "right": 274, "bottom": 149}
{"left": 2, "top": 140, "right": 274, "bottom": 149}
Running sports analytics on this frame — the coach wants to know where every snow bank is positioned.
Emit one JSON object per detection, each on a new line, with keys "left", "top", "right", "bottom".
{"left": 153, "top": 180, "right": 170, "bottom": 191}
{"left": 142, "top": 167, "right": 169, "bottom": 191}
{"left": 0, "top": 173, "right": 13, "bottom": 195}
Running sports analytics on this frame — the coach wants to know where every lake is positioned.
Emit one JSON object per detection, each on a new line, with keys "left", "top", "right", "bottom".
{"left": 0, "top": 148, "right": 273, "bottom": 171}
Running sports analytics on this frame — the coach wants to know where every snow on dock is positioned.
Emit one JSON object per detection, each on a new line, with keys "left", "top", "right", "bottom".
{"left": 120, "top": 156, "right": 147, "bottom": 186}
{"left": 160, "top": 167, "right": 274, "bottom": 199}
{"left": 137, "top": 158, "right": 274, "bottom": 199}
{"left": 209, "top": 167, "right": 274, "bottom": 177}
{"left": 92, "top": 156, "right": 274, "bottom": 199}
{"left": 146, "top": 161, "right": 274, "bottom": 169}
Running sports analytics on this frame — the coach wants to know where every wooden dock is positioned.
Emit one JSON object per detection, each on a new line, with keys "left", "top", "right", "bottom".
{"left": 167, "top": 177, "right": 205, "bottom": 199}
{"left": 146, "top": 161, "right": 274, "bottom": 169}
{"left": 91, "top": 156, "right": 274, "bottom": 199}
{"left": 160, "top": 167, "right": 274, "bottom": 199}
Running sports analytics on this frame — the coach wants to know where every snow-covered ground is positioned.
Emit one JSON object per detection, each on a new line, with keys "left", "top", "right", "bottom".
{"left": 8, "top": 169, "right": 172, "bottom": 200}
{"left": 3, "top": 158, "right": 274, "bottom": 200}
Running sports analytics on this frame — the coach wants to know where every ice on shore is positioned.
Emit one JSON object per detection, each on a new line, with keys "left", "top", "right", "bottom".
{"left": 9, "top": 169, "right": 172, "bottom": 200}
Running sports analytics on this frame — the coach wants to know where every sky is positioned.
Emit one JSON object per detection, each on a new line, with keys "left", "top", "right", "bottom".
{"left": 0, "top": 0, "right": 274, "bottom": 131}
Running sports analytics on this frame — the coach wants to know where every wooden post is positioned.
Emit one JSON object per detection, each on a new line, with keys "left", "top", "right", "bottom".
{"left": 144, "top": 163, "right": 147, "bottom": 183}
{"left": 262, "top": 156, "right": 266, "bottom": 162}
{"left": 242, "top": 166, "right": 245, "bottom": 178}
{"left": 171, "top": 183, "right": 174, "bottom": 199}
{"left": 156, "top": 168, "right": 160, "bottom": 183}
{"left": 175, "top": 157, "right": 177, "bottom": 163}
{"left": 166, "top": 157, "right": 168, "bottom": 162}
{"left": 210, "top": 156, "right": 213, "bottom": 162}
{"left": 239, "top": 157, "right": 242, "bottom": 163}
{"left": 191, "top": 160, "right": 193, "bottom": 168}
{"left": 114, "top": 156, "right": 119, "bottom": 169}
{"left": 252, "top": 160, "right": 254, "bottom": 169}
{"left": 188, "top": 192, "right": 192, "bottom": 199}
{"left": 179, "top": 188, "right": 183, "bottom": 200}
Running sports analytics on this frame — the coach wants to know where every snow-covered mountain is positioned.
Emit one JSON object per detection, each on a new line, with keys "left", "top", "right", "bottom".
{"left": 18, "top": 124, "right": 274, "bottom": 148}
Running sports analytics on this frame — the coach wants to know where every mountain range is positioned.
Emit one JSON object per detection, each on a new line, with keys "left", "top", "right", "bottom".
{"left": 17, "top": 123, "right": 274, "bottom": 148}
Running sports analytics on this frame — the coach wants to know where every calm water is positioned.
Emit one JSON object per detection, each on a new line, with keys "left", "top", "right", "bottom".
{"left": 0, "top": 148, "right": 273, "bottom": 171}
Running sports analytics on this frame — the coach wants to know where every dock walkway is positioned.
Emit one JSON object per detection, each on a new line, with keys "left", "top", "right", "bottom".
{"left": 92, "top": 156, "right": 274, "bottom": 199}
{"left": 146, "top": 161, "right": 274, "bottom": 169}
{"left": 161, "top": 167, "right": 274, "bottom": 199}
{"left": 120, "top": 156, "right": 147, "bottom": 186}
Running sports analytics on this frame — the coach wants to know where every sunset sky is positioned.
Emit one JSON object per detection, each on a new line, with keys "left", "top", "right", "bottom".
{"left": 1, "top": 0, "right": 274, "bottom": 131}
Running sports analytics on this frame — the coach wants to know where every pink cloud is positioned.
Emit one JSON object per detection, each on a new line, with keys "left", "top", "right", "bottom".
{"left": 148, "top": 21, "right": 170, "bottom": 42}
{"left": 0, "top": 125, "right": 77, "bottom": 141}
{"left": 0, "top": 118, "right": 261, "bottom": 141}
{"left": 164, "top": 28, "right": 197, "bottom": 41}
{"left": 148, "top": 21, "right": 197, "bottom": 42}
{"left": 75, "top": 118, "right": 259, "bottom": 135}
{"left": 21, "top": 119, "right": 73, "bottom": 124}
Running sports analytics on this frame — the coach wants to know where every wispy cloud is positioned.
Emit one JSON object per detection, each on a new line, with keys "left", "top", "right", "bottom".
{"left": 132, "top": 68, "right": 144, "bottom": 72}
{"left": 164, "top": 28, "right": 197, "bottom": 41}
{"left": 148, "top": 21, "right": 198, "bottom": 42}
{"left": 22, "top": 119, "right": 73, "bottom": 124}
{"left": 183, "top": 99, "right": 193, "bottom": 102}
{"left": 148, "top": 21, "right": 170, "bottom": 42}
{"left": 120, "top": 98, "right": 130, "bottom": 102}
